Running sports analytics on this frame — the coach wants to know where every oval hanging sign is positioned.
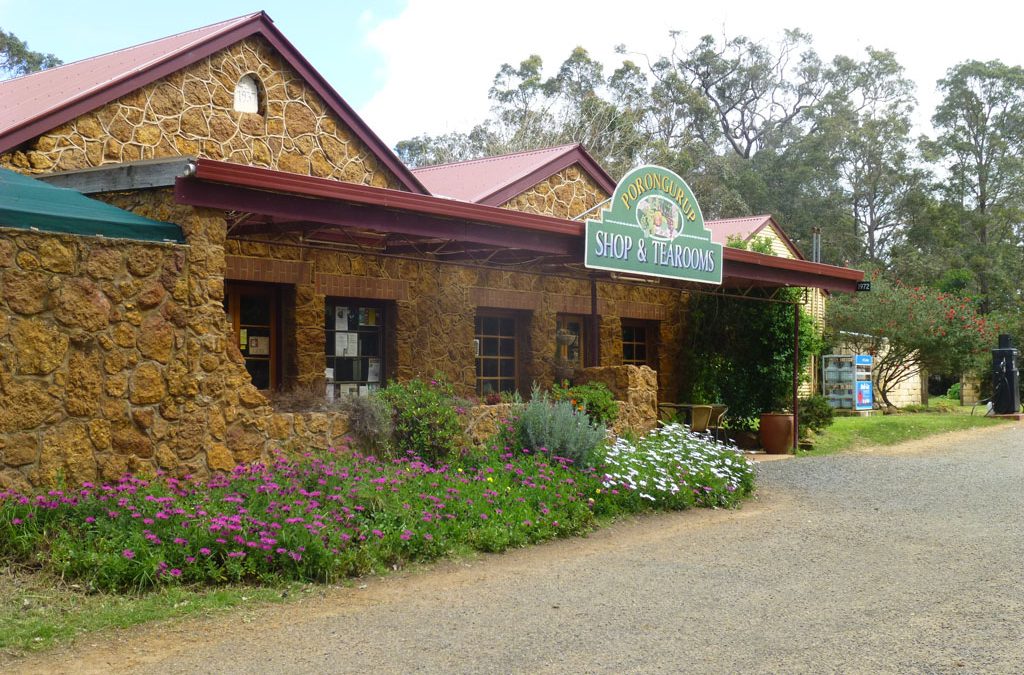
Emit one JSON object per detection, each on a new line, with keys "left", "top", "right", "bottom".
{"left": 585, "top": 165, "right": 722, "bottom": 285}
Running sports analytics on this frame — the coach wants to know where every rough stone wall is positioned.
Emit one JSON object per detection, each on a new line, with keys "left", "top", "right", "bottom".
{"left": 0, "top": 37, "right": 403, "bottom": 190}
{"left": 574, "top": 365, "right": 659, "bottom": 435}
{"left": 500, "top": 164, "right": 609, "bottom": 219}
{"left": 0, "top": 194, "right": 273, "bottom": 491}
{"left": 267, "top": 411, "right": 350, "bottom": 453}
{"left": 597, "top": 286, "right": 685, "bottom": 403}
{"left": 227, "top": 236, "right": 686, "bottom": 401}
{"left": 1, "top": 218, "right": 683, "bottom": 488}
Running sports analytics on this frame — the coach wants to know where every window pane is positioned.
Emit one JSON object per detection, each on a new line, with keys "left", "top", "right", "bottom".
{"left": 481, "top": 316, "right": 500, "bottom": 335}
{"left": 358, "top": 332, "right": 379, "bottom": 357}
{"left": 483, "top": 359, "right": 498, "bottom": 377}
{"left": 239, "top": 296, "right": 271, "bottom": 325}
{"left": 482, "top": 337, "right": 500, "bottom": 356}
{"left": 335, "top": 359, "right": 356, "bottom": 381}
{"left": 623, "top": 344, "right": 635, "bottom": 362}
{"left": 500, "top": 359, "right": 515, "bottom": 377}
{"left": 499, "top": 337, "right": 515, "bottom": 357}
{"left": 246, "top": 360, "right": 270, "bottom": 389}
{"left": 499, "top": 318, "right": 515, "bottom": 335}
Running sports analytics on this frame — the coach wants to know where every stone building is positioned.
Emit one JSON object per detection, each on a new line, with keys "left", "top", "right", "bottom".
{"left": 0, "top": 12, "right": 863, "bottom": 489}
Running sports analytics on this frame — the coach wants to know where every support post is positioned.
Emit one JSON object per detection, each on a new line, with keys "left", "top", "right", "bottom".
{"left": 793, "top": 302, "right": 800, "bottom": 450}
{"left": 587, "top": 277, "right": 601, "bottom": 367}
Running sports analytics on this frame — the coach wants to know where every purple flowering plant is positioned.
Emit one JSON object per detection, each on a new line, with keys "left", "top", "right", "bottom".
{"left": 0, "top": 427, "right": 753, "bottom": 593}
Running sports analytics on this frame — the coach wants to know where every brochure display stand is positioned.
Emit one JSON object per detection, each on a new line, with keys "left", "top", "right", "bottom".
{"left": 822, "top": 354, "right": 873, "bottom": 411}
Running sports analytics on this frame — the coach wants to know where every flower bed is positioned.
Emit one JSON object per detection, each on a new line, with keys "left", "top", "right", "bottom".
{"left": 0, "top": 428, "right": 754, "bottom": 593}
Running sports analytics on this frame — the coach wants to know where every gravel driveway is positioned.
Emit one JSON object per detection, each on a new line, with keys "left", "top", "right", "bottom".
{"left": 14, "top": 423, "right": 1024, "bottom": 674}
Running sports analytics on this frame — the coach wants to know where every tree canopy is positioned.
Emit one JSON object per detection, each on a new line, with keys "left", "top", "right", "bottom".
{"left": 0, "top": 28, "right": 61, "bottom": 79}
{"left": 395, "top": 31, "right": 1023, "bottom": 333}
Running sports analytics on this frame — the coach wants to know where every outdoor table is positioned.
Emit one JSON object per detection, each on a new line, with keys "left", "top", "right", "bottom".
{"left": 658, "top": 403, "right": 714, "bottom": 432}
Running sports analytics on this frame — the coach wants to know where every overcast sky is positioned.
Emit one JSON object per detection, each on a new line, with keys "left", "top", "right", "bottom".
{"left": 3, "top": 0, "right": 1022, "bottom": 146}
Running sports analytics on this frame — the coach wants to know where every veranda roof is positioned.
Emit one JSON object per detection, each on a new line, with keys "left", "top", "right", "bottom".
{"left": 0, "top": 167, "right": 183, "bottom": 242}
{"left": 175, "top": 159, "right": 863, "bottom": 293}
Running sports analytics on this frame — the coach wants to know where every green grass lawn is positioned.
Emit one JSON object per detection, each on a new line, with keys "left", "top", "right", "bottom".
{"left": 0, "top": 568, "right": 296, "bottom": 658}
{"left": 802, "top": 405, "right": 1009, "bottom": 456}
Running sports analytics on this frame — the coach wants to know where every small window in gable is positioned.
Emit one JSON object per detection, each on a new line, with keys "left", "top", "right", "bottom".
{"left": 234, "top": 75, "right": 261, "bottom": 114}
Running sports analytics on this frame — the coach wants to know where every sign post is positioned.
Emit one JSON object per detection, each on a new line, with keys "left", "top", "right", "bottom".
{"left": 585, "top": 165, "right": 722, "bottom": 285}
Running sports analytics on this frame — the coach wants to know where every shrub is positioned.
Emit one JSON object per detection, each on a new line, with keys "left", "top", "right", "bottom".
{"left": 550, "top": 380, "right": 619, "bottom": 426}
{"left": 682, "top": 288, "right": 822, "bottom": 419}
{"left": 946, "top": 382, "right": 961, "bottom": 401}
{"left": 379, "top": 377, "right": 463, "bottom": 464}
{"left": 339, "top": 394, "right": 393, "bottom": 453}
{"left": 596, "top": 423, "right": 755, "bottom": 510}
{"left": 516, "top": 386, "right": 606, "bottom": 468}
{"left": 798, "top": 395, "right": 835, "bottom": 437}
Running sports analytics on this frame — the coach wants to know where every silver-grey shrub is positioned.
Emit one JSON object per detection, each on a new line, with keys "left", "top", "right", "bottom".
{"left": 516, "top": 387, "right": 606, "bottom": 468}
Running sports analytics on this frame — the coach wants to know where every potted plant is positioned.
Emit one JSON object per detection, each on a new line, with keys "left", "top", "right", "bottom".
{"left": 758, "top": 410, "right": 794, "bottom": 454}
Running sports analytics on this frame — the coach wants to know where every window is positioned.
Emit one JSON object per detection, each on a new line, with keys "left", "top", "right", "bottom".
{"left": 622, "top": 320, "right": 657, "bottom": 369}
{"left": 225, "top": 284, "right": 279, "bottom": 390}
{"left": 556, "top": 314, "right": 586, "bottom": 370}
{"left": 475, "top": 314, "right": 517, "bottom": 395}
{"left": 234, "top": 74, "right": 261, "bottom": 114}
{"left": 325, "top": 299, "right": 384, "bottom": 399}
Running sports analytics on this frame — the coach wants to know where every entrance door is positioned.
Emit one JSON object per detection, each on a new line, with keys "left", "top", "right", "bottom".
{"left": 225, "top": 283, "right": 279, "bottom": 390}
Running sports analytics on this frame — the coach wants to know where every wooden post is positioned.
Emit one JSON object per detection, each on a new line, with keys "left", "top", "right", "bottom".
{"left": 793, "top": 302, "right": 800, "bottom": 450}
{"left": 586, "top": 276, "right": 601, "bottom": 367}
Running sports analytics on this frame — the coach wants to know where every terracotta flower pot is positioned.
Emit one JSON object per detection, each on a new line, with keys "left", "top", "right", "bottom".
{"left": 759, "top": 413, "right": 794, "bottom": 454}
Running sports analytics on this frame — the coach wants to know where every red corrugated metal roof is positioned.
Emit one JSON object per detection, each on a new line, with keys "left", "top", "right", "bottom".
{"left": 705, "top": 215, "right": 773, "bottom": 245}
{"left": 412, "top": 144, "right": 615, "bottom": 205}
{"left": 0, "top": 12, "right": 428, "bottom": 194}
{"left": 0, "top": 14, "right": 258, "bottom": 141}
{"left": 706, "top": 214, "right": 806, "bottom": 259}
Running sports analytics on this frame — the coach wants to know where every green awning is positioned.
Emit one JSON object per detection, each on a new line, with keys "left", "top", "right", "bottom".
{"left": 0, "top": 167, "right": 184, "bottom": 243}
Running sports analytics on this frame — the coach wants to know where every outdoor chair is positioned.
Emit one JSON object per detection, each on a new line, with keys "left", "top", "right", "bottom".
{"left": 708, "top": 404, "right": 728, "bottom": 442}
{"left": 688, "top": 405, "right": 712, "bottom": 434}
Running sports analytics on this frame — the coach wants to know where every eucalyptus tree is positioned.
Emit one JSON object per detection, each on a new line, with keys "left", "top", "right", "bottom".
{"left": 924, "top": 59, "right": 1024, "bottom": 313}
{"left": 814, "top": 49, "right": 924, "bottom": 264}
{"left": 0, "top": 28, "right": 61, "bottom": 79}
{"left": 398, "top": 48, "right": 655, "bottom": 178}
{"left": 659, "top": 29, "right": 830, "bottom": 159}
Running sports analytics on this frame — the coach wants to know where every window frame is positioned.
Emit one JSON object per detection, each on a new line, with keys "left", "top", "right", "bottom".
{"left": 621, "top": 319, "right": 658, "bottom": 369}
{"left": 325, "top": 298, "right": 387, "bottom": 399}
{"left": 556, "top": 314, "right": 587, "bottom": 371}
{"left": 224, "top": 282, "right": 280, "bottom": 391}
{"left": 475, "top": 312, "right": 519, "bottom": 396}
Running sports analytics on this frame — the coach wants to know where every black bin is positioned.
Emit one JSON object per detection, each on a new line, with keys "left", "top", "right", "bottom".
{"left": 992, "top": 334, "right": 1020, "bottom": 414}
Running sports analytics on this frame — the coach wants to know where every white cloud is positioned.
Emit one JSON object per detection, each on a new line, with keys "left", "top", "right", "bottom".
{"left": 359, "top": 0, "right": 1024, "bottom": 147}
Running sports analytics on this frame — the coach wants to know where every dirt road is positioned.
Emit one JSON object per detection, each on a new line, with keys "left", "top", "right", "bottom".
{"left": 12, "top": 423, "right": 1024, "bottom": 674}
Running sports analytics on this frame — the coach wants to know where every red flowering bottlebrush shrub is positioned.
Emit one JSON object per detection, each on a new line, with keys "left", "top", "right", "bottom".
{"left": 827, "top": 273, "right": 1000, "bottom": 408}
